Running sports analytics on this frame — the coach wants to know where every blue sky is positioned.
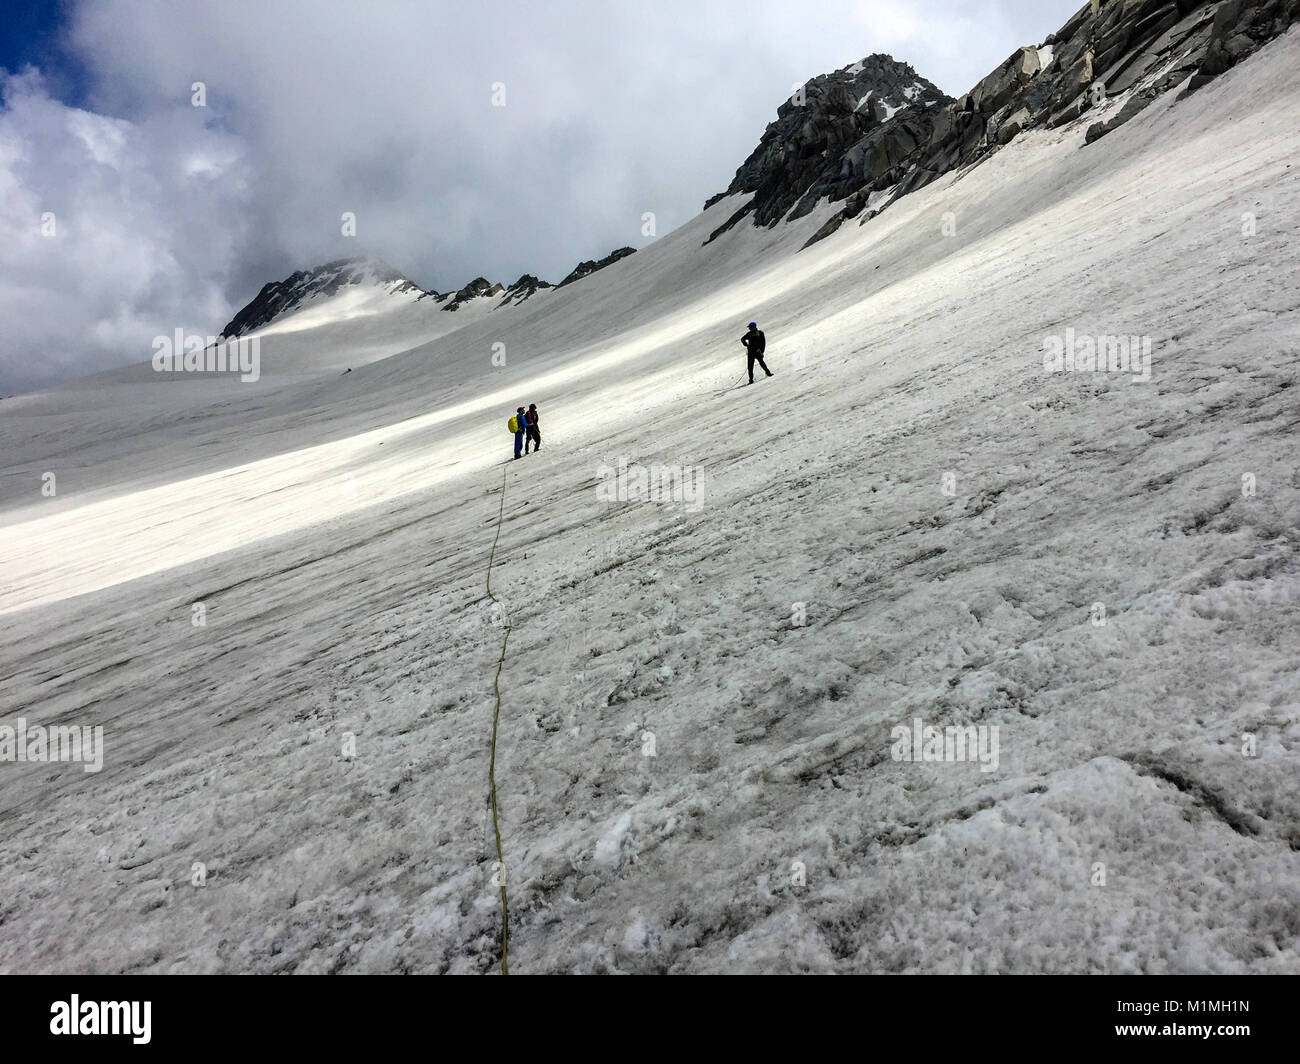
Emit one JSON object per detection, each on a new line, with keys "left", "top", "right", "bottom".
{"left": 0, "top": 0, "right": 89, "bottom": 107}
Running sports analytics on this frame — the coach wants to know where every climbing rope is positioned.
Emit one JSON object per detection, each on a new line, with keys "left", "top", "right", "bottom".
{"left": 485, "top": 460, "right": 512, "bottom": 975}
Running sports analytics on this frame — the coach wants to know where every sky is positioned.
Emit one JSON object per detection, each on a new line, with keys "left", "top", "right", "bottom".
{"left": 0, "top": 0, "right": 1084, "bottom": 394}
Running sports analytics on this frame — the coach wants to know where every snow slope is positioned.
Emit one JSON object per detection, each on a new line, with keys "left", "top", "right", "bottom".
{"left": 1, "top": 28, "right": 1298, "bottom": 973}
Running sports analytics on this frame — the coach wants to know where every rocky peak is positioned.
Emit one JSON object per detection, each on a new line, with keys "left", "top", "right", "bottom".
{"left": 440, "top": 276, "right": 505, "bottom": 311}
{"left": 704, "top": 54, "right": 949, "bottom": 231}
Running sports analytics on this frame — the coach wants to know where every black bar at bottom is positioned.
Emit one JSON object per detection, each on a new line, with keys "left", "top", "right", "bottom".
{"left": 1, "top": 973, "right": 1291, "bottom": 1051}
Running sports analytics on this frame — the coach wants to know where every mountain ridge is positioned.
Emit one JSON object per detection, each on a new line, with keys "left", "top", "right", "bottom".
{"left": 706, "top": 0, "right": 1300, "bottom": 249}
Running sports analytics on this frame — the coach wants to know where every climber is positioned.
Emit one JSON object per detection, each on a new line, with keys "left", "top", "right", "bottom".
{"left": 524, "top": 403, "right": 542, "bottom": 453}
{"left": 511, "top": 407, "right": 526, "bottom": 459}
{"left": 741, "top": 322, "right": 774, "bottom": 384}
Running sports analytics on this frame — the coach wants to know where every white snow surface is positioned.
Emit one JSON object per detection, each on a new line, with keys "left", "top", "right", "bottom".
{"left": 1, "top": 30, "right": 1299, "bottom": 974}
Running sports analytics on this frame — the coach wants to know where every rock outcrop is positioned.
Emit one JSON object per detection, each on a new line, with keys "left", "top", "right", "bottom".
{"left": 440, "top": 276, "right": 503, "bottom": 311}
{"left": 705, "top": 54, "right": 949, "bottom": 243}
{"left": 498, "top": 274, "right": 553, "bottom": 307}
{"left": 556, "top": 247, "right": 637, "bottom": 288}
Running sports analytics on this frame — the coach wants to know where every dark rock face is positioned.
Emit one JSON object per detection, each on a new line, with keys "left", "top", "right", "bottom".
{"left": 498, "top": 274, "right": 553, "bottom": 307}
{"left": 1181, "top": 0, "right": 1300, "bottom": 95}
{"left": 717, "top": 0, "right": 1300, "bottom": 250}
{"left": 971, "top": 46, "right": 1042, "bottom": 115}
{"left": 556, "top": 247, "right": 636, "bottom": 288}
{"left": 706, "top": 54, "right": 949, "bottom": 239}
{"left": 220, "top": 257, "right": 428, "bottom": 338}
{"left": 455, "top": 277, "right": 495, "bottom": 301}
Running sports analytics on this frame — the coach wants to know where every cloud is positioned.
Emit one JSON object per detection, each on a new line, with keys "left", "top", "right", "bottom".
{"left": 0, "top": 68, "right": 254, "bottom": 393}
{"left": 1, "top": 0, "right": 1083, "bottom": 393}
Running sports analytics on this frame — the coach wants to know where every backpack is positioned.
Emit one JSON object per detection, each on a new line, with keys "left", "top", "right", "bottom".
{"left": 508, "top": 415, "right": 520, "bottom": 433}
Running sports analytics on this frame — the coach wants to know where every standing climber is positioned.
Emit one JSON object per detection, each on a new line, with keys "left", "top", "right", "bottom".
{"left": 524, "top": 403, "right": 542, "bottom": 454}
{"left": 741, "top": 322, "right": 773, "bottom": 384}
{"left": 511, "top": 406, "right": 527, "bottom": 459}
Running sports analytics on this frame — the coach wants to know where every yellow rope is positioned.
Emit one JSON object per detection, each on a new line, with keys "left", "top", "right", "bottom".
{"left": 485, "top": 459, "right": 511, "bottom": 975}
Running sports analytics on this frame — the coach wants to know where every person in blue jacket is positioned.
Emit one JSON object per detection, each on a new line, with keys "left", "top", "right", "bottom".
{"left": 513, "top": 407, "right": 527, "bottom": 459}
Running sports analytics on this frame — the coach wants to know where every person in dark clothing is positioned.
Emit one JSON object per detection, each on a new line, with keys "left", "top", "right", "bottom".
{"left": 513, "top": 407, "right": 527, "bottom": 459}
{"left": 741, "top": 322, "right": 773, "bottom": 383}
{"left": 524, "top": 403, "right": 541, "bottom": 453}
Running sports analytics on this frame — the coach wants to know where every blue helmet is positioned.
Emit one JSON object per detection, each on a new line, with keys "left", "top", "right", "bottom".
{"left": 748, "top": 322, "right": 758, "bottom": 328}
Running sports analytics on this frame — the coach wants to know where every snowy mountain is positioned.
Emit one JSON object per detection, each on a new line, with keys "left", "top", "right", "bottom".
{"left": 1, "top": 3, "right": 1299, "bottom": 975}
{"left": 220, "top": 256, "right": 430, "bottom": 339}
{"left": 219, "top": 245, "right": 637, "bottom": 337}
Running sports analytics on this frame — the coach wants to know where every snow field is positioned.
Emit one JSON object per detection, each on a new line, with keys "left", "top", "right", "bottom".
{"left": 1, "top": 28, "right": 1298, "bottom": 973}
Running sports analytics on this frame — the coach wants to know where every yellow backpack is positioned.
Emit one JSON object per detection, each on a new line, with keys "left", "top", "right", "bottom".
{"left": 507, "top": 415, "right": 519, "bottom": 433}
